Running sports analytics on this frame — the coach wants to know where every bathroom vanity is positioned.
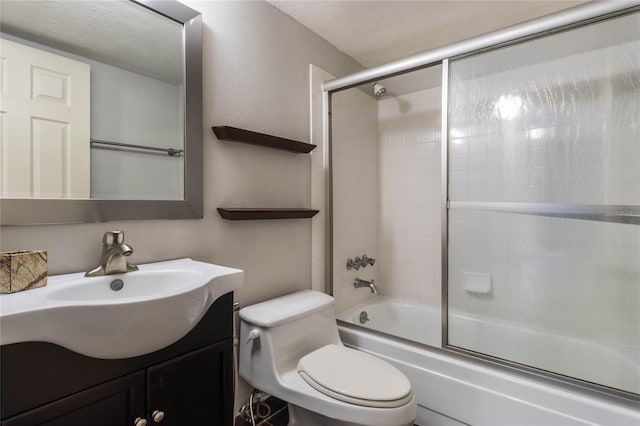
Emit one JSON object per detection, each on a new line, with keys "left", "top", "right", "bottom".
{"left": 0, "top": 293, "right": 233, "bottom": 426}
{"left": 0, "top": 258, "right": 243, "bottom": 426}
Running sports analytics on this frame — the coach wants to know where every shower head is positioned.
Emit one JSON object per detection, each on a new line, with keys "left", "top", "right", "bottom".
{"left": 372, "top": 82, "right": 386, "bottom": 98}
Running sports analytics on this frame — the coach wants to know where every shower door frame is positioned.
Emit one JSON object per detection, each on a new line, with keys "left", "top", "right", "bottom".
{"left": 323, "top": 1, "right": 640, "bottom": 403}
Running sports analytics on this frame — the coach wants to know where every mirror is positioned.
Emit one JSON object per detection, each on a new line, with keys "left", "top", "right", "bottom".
{"left": 0, "top": 0, "right": 202, "bottom": 224}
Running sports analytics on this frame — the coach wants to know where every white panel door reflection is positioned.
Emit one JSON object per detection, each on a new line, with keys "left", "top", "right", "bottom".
{"left": 0, "top": 38, "right": 89, "bottom": 198}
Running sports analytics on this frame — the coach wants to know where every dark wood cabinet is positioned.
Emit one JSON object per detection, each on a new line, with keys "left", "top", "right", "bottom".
{"left": 2, "top": 372, "right": 146, "bottom": 426}
{"left": 147, "top": 342, "right": 233, "bottom": 426}
{"left": 1, "top": 293, "right": 234, "bottom": 426}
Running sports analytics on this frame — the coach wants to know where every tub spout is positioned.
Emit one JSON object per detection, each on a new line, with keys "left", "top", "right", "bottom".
{"left": 354, "top": 278, "right": 378, "bottom": 294}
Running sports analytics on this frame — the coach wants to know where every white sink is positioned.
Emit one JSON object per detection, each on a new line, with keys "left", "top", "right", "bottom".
{"left": 0, "top": 258, "right": 243, "bottom": 359}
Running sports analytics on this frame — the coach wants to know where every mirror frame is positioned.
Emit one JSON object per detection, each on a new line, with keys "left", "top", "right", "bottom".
{"left": 0, "top": 0, "right": 203, "bottom": 225}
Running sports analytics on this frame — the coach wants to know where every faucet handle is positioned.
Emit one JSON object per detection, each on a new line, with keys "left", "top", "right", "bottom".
{"left": 103, "top": 230, "right": 125, "bottom": 245}
{"left": 346, "top": 258, "right": 360, "bottom": 270}
{"left": 357, "top": 255, "right": 375, "bottom": 268}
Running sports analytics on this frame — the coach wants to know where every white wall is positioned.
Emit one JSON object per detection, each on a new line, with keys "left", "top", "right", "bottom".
{"left": 90, "top": 62, "right": 184, "bottom": 200}
{"left": 331, "top": 88, "right": 379, "bottom": 313}
{"left": 377, "top": 86, "right": 442, "bottom": 307}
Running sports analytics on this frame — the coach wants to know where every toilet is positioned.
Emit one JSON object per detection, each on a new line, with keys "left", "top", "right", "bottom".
{"left": 239, "top": 290, "right": 416, "bottom": 426}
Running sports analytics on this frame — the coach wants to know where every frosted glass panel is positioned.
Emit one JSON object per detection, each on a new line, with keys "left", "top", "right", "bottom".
{"left": 448, "top": 209, "right": 639, "bottom": 393}
{"left": 448, "top": 12, "right": 640, "bottom": 205}
{"left": 448, "top": 11, "right": 640, "bottom": 394}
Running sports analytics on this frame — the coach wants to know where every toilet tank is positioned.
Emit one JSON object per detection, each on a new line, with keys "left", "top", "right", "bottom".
{"left": 239, "top": 290, "right": 341, "bottom": 388}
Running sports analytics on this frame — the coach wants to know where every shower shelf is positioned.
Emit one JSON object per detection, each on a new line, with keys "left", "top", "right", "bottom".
{"left": 217, "top": 208, "right": 319, "bottom": 220}
{"left": 212, "top": 126, "right": 316, "bottom": 153}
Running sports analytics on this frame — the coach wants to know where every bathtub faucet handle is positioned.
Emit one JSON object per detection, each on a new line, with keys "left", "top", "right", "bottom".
{"left": 347, "top": 255, "right": 375, "bottom": 270}
{"left": 360, "top": 255, "right": 375, "bottom": 267}
{"left": 346, "top": 258, "right": 360, "bottom": 270}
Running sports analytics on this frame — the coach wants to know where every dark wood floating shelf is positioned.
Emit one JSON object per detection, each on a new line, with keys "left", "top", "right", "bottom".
{"left": 217, "top": 208, "right": 319, "bottom": 220}
{"left": 212, "top": 126, "right": 317, "bottom": 153}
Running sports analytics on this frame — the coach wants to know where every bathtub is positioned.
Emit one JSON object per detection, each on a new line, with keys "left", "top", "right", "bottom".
{"left": 337, "top": 298, "right": 639, "bottom": 426}
{"left": 338, "top": 298, "right": 442, "bottom": 346}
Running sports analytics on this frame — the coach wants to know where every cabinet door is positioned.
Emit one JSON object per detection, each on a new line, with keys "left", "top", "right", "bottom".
{"left": 147, "top": 340, "right": 233, "bottom": 426}
{"left": 2, "top": 371, "right": 145, "bottom": 426}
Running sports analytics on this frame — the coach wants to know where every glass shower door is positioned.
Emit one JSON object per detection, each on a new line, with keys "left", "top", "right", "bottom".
{"left": 446, "top": 11, "right": 640, "bottom": 394}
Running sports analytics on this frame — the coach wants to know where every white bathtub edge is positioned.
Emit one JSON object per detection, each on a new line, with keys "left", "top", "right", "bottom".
{"left": 339, "top": 325, "right": 640, "bottom": 426}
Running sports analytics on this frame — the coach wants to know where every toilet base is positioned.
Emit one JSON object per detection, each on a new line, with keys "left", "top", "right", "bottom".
{"left": 287, "top": 403, "right": 414, "bottom": 426}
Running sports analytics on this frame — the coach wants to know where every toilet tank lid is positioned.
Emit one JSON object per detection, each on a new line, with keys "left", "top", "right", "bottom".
{"left": 239, "top": 290, "right": 334, "bottom": 327}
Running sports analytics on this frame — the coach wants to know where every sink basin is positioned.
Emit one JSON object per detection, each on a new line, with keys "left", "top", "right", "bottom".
{"left": 0, "top": 258, "right": 243, "bottom": 359}
{"left": 47, "top": 270, "right": 202, "bottom": 302}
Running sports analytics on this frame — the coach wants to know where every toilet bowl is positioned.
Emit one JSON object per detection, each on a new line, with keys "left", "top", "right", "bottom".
{"left": 239, "top": 290, "right": 416, "bottom": 426}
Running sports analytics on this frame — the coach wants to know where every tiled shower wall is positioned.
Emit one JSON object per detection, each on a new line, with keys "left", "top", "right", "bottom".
{"left": 377, "top": 87, "right": 442, "bottom": 306}
{"left": 328, "top": 83, "right": 444, "bottom": 311}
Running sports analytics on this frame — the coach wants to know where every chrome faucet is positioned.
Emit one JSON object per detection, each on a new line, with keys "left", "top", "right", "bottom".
{"left": 354, "top": 278, "right": 378, "bottom": 294}
{"left": 346, "top": 255, "right": 376, "bottom": 270}
{"left": 85, "top": 230, "right": 138, "bottom": 277}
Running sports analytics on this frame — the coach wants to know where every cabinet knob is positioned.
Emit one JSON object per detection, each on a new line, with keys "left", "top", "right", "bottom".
{"left": 152, "top": 410, "right": 165, "bottom": 423}
{"left": 134, "top": 417, "right": 147, "bottom": 426}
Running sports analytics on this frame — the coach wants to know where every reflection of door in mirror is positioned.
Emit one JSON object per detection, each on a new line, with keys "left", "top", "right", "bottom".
{"left": 1, "top": 38, "right": 90, "bottom": 199}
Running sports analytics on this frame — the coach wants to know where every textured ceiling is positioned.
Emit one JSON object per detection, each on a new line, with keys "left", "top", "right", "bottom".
{"left": 267, "top": 0, "right": 589, "bottom": 68}
{"left": 0, "top": 0, "right": 182, "bottom": 84}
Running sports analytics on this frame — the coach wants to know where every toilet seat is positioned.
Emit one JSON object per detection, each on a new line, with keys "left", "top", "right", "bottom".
{"left": 297, "top": 344, "right": 413, "bottom": 408}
